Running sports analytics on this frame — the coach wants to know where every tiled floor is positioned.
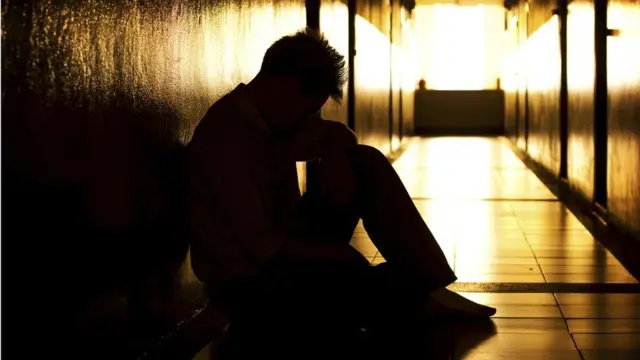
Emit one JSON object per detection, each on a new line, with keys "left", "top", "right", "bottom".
{"left": 193, "top": 136, "right": 639, "bottom": 359}
{"left": 354, "top": 137, "right": 640, "bottom": 359}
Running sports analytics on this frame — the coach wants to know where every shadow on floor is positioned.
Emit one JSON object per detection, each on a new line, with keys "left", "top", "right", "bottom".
{"left": 209, "top": 319, "right": 497, "bottom": 359}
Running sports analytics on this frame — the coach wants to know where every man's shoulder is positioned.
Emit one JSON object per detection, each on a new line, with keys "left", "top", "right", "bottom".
{"left": 191, "top": 88, "right": 244, "bottom": 143}
{"left": 202, "top": 89, "right": 242, "bottom": 126}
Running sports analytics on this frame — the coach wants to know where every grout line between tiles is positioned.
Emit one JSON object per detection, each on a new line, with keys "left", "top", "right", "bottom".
{"left": 553, "top": 293, "right": 586, "bottom": 359}
{"left": 447, "top": 282, "right": 640, "bottom": 293}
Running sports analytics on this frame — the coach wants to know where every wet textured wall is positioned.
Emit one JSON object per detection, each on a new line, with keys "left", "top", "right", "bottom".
{"left": 1, "top": 0, "right": 306, "bottom": 356}
{"left": 607, "top": 0, "right": 640, "bottom": 238}
{"left": 2, "top": 0, "right": 418, "bottom": 355}
{"left": 567, "top": 1, "right": 595, "bottom": 200}
{"left": 523, "top": 12, "right": 562, "bottom": 173}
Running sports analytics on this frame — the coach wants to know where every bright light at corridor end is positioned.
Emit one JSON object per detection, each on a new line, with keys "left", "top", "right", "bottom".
{"left": 413, "top": 4, "right": 505, "bottom": 90}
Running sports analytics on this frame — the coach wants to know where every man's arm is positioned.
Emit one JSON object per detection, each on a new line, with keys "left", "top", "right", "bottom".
{"left": 187, "top": 137, "right": 366, "bottom": 271}
{"left": 186, "top": 127, "right": 290, "bottom": 279}
{"left": 281, "top": 117, "right": 358, "bottom": 162}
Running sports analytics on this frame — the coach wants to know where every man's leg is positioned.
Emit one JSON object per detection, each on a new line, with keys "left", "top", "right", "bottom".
{"left": 342, "top": 145, "right": 457, "bottom": 288}
{"left": 226, "top": 144, "right": 495, "bottom": 331}
{"left": 340, "top": 144, "right": 495, "bottom": 318}
{"left": 287, "top": 187, "right": 436, "bottom": 327}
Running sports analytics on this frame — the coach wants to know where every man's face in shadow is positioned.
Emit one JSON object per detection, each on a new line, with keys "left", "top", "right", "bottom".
{"left": 263, "top": 76, "right": 329, "bottom": 133}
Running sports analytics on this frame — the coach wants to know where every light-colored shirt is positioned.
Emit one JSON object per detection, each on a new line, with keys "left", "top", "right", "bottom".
{"left": 185, "top": 84, "right": 353, "bottom": 288}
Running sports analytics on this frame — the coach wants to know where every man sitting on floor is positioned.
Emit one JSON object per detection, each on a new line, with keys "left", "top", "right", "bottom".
{"left": 185, "top": 28, "right": 496, "bottom": 332}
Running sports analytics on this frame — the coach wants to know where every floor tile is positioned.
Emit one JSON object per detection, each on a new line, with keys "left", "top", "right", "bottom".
{"left": 567, "top": 319, "right": 640, "bottom": 334}
{"left": 455, "top": 264, "right": 541, "bottom": 275}
{"left": 458, "top": 245, "right": 535, "bottom": 252}
{"left": 456, "top": 274, "right": 546, "bottom": 283}
{"left": 456, "top": 249, "right": 535, "bottom": 258}
{"left": 192, "top": 137, "right": 640, "bottom": 360}
{"left": 536, "top": 258, "right": 623, "bottom": 266}
{"left": 524, "top": 232, "right": 596, "bottom": 238}
{"left": 523, "top": 229, "right": 595, "bottom": 235}
{"left": 573, "top": 334, "right": 640, "bottom": 349}
{"left": 455, "top": 220, "right": 525, "bottom": 230}
{"left": 527, "top": 238, "right": 600, "bottom": 246}
{"left": 524, "top": 236, "right": 597, "bottom": 244}
{"left": 519, "top": 223, "right": 587, "bottom": 231}
{"left": 545, "top": 273, "right": 638, "bottom": 284}
{"left": 457, "top": 257, "right": 539, "bottom": 265}
{"left": 390, "top": 138, "right": 639, "bottom": 358}
{"left": 492, "top": 305, "right": 563, "bottom": 318}
{"left": 491, "top": 318, "right": 568, "bottom": 333}
{"left": 581, "top": 350, "right": 640, "bottom": 360}
{"left": 454, "top": 294, "right": 562, "bottom": 318}
{"left": 560, "top": 305, "right": 640, "bottom": 319}
{"left": 530, "top": 243, "right": 604, "bottom": 252}
{"left": 454, "top": 332, "right": 576, "bottom": 352}
{"left": 456, "top": 240, "right": 532, "bottom": 248}
{"left": 555, "top": 293, "right": 640, "bottom": 306}
{"left": 192, "top": 343, "right": 213, "bottom": 360}
{"left": 458, "top": 351, "right": 582, "bottom": 360}
{"left": 541, "top": 265, "right": 634, "bottom": 275}
{"left": 349, "top": 237, "right": 378, "bottom": 257}
{"left": 458, "top": 230, "right": 529, "bottom": 238}
{"left": 458, "top": 292, "right": 557, "bottom": 305}
{"left": 534, "top": 248, "right": 614, "bottom": 258}
{"left": 530, "top": 244, "right": 605, "bottom": 251}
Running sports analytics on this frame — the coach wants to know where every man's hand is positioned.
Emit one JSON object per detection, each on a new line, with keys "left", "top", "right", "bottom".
{"left": 284, "top": 118, "right": 357, "bottom": 162}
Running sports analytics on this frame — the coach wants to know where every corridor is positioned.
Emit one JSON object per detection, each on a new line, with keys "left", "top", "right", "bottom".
{"left": 191, "top": 136, "right": 639, "bottom": 359}
{"left": 351, "top": 136, "right": 640, "bottom": 359}
{"left": 3, "top": 0, "right": 640, "bottom": 358}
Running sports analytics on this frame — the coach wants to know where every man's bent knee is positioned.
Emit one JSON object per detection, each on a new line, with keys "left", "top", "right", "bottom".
{"left": 349, "top": 144, "right": 388, "bottom": 165}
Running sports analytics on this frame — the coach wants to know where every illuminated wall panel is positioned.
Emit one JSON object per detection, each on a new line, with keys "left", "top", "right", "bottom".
{"left": 506, "top": 0, "right": 640, "bottom": 240}
{"left": 516, "top": 0, "right": 529, "bottom": 150}
{"left": 607, "top": 0, "right": 640, "bottom": 238}
{"left": 321, "top": 0, "right": 413, "bottom": 154}
{"left": 524, "top": 15, "right": 561, "bottom": 173}
{"left": 390, "top": 0, "right": 403, "bottom": 150}
{"left": 567, "top": 1, "right": 596, "bottom": 200}
{"left": 401, "top": 9, "right": 418, "bottom": 138}
{"left": 503, "top": 9, "right": 521, "bottom": 142}
{"left": 320, "top": 0, "right": 349, "bottom": 126}
{"left": 354, "top": 1, "right": 392, "bottom": 153}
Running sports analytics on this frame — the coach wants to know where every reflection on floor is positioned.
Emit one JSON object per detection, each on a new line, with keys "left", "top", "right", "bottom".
{"left": 193, "top": 137, "right": 640, "bottom": 359}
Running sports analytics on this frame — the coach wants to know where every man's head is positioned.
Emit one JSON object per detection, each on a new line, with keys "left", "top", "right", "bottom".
{"left": 249, "top": 28, "right": 346, "bottom": 130}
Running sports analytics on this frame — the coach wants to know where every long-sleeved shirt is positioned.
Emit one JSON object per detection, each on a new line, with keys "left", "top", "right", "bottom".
{"left": 185, "top": 83, "right": 354, "bottom": 288}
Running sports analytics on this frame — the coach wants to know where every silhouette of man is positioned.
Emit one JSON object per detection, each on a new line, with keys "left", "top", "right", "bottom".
{"left": 185, "top": 28, "right": 495, "bottom": 332}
